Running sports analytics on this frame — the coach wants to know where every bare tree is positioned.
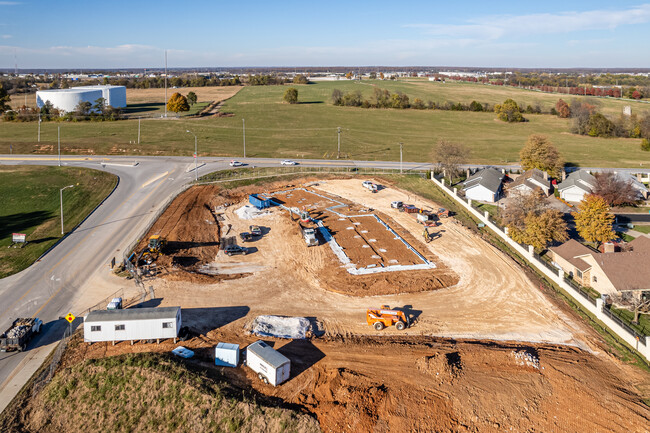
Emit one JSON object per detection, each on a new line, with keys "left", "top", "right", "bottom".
{"left": 593, "top": 172, "right": 640, "bottom": 207}
{"left": 609, "top": 291, "right": 650, "bottom": 324}
{"left": 500, "top": 189, "right": 546, "bottom": 229}
{"left": 431, "top": 140, "right": 469, "bottom": 181}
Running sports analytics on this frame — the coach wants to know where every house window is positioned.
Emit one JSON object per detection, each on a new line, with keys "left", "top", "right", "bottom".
{"left": 115, "top": 324, "right": 125, "bottom": 331}
{"left": 162, "top": 322, "right": 174, "bottom": 329}
{"left": 576, "top": 269, "right": 583, "bottom": 279}
{"left": 91, "top": 325, "right": 101, "bottom": 332}
{"left": 593, "top": 276, "right": 597, "bottom": 283}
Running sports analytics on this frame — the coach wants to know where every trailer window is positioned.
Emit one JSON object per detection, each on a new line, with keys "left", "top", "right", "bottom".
{"left": 91, "top": 325, "right": 101, "bottom": 332}
{"left": 115, "top": 324, "right": 125, "bottom": 331}
{"left": 162, "top": 322, "right": 173, "bottom": 329}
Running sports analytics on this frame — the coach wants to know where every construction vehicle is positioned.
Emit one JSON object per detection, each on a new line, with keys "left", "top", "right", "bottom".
{"left": 402, "top": 205, "right": 419, "bottom": 213}
{"left": 301, "top": 226, "right": 318, "bottom": 247}
{"left": 416, "top": 212, "right": 436, "bottom": 226}
{"left": 437, "top": 208, "right": 450, "bottom": 218}
{"left": 136, "top": 235, "right": 166, "bottom": 265}
{"left": 423, "top": 228, "right": 433, "bottom": 243}
{"left": 0, "top": 318, "right": 43, "bottom": 352}
{"left": 366, "top": 306, "right": 410, "bottom": 331}
{"left": 391, "top": 201, "right": 403, "bottom": 209}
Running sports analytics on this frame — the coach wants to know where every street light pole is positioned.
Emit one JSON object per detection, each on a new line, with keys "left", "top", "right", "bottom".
{"left": 58, "top": 126, "right": 61, "bottom": 167}
{"left": 138, "top": 117, "right": 141, "bottom": 144}
{"left": 337, "top": 127, "right": 341, "bottom": 159}
{"left": 186, "top": 130, "right": 198, "bottom": 181}
{"left": 242, "top": 118, "right": 246, "bottom": 158}
{"left": 60, "top": 184, "right": 74, "bottom": 235}
{"left": 399, "top": 142, "right": 403, "bottom": 174}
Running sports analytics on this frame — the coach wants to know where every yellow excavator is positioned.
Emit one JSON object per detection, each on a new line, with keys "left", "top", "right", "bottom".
{"left": 137, "top": 235, "right": 166, "bottom": 265}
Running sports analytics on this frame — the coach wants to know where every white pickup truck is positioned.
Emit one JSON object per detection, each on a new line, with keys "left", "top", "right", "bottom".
{"left": 362, "top": 180, "right": 378, "bottom": 193}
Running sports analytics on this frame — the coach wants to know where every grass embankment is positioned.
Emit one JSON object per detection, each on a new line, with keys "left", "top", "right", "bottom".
{"left": 0, "top": 351, "right": 318, "bottom": 433}
{"left": 0, "top": 166, "right": 117, "bottom": 278}
{"left": 1, "top": 81, "right": 647, "bottom": 167}
{"left": 634, "top": 225, "right": 650, "bottom": 234}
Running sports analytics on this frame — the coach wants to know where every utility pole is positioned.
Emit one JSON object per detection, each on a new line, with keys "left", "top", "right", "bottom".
{"left": 242, "top": 118, "right": 246, "bottom": 158}
{"left": 164, "top": 50, "right": 168, "bottom": 118}
{"left": 399, "top": 142, "right": 403, "bottom": 174}
{"left": 60, "top": 185, "right": 74, "bottom": 235}
{"left": 58, "top": 126, "right": 61, "bottom": 167}
{"left": 337, "top": 127, "right": 341, "bottom": 159}
{"left": 138, "top": 117, "right": 141, "bottom": 144}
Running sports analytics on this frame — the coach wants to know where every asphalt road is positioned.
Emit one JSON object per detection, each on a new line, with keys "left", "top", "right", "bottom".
{"left": 0, "top": 154, "right": 647, "bottom": 408}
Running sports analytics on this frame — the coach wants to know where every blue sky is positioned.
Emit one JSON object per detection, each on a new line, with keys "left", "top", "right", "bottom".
{"left": 1, "top": 0, "right": 649, "bottom": 69}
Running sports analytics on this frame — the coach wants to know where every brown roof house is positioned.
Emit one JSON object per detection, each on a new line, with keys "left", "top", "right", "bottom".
{"left": 508, "top": 168, "right": 552, "bottom": 196}
{"left": 548, "top": 236, "right": 650, "bottom": 294}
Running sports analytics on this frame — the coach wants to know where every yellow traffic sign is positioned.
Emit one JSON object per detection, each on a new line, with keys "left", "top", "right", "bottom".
{"left": 65, "top": 313, "right": 75, "bottom": 323}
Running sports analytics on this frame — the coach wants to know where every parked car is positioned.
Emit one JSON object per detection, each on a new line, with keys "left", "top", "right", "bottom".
{"left": 249, "top": 225, "right": 262, "bottom": 237}
{"left": 224, "top": 245, "right": 248, "bottom": 256}
{"left": 391, "top": 201, "right": 403, "bottom": 209}
{"left": 230, "top": 160, "right": 243, "bottom": 167}
{"left": 280, "top": 160, "right": 297, "bottom": 166}
{"left": 239, "top": 232, "right": 252, "bottom": 242}
{"left": 362, "top": 180, "right": 373, "bottom": 188}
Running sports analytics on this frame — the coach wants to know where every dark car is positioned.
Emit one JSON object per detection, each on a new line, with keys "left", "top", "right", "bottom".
{"left": 224, "top": 245, "right": 248, "bottom": 256}
{"left": 249, "top": 225, "right": 262, "bottom": 237}
{"left": 239, "top": 232, "right": 252, "bottom": 242}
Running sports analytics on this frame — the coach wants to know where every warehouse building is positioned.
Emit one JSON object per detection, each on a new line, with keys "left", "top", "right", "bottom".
{"left": 36, "top": 85, "right": 127, "bottom": 113}
{"left": 83, "top": 306, "right": 181, "bottom": 344}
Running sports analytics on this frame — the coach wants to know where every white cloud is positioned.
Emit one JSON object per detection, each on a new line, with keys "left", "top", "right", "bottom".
{"left": 1, "top": 34, "right": 11, "bottom": 39}
{"left": 0, "top": 2, "right": 21, "bottom": 5}
{"left": 406, "top": 4, "right": 650, "bottom": 40}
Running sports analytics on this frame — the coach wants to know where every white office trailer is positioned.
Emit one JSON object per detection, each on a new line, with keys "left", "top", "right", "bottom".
{"left": 36, "top": 85, "right": 127, "bottom": 113}
{"left": 83, "top": 306, "right": 181, "bottom": 344}
{"left": 214, "top": 342, "right": 240, "bottom": 367}
{"left": 245, "top": 340, "right": 291, "bottom": 386}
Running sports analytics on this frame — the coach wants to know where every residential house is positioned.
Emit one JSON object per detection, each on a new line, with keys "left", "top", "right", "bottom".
{"left": 614, "top": 172, "right": 649, "bottom": 200}
{"left": 508, "top": 168, "right": 552, "bottom": 196}
{"left": 556, "top": 170, "right": 596, "bottom": 202}
{"left": 462, "top": 168, "right": 505, "bottom": 203}
{"left": 548, "top": 236, "right": 650, "bottom": 294}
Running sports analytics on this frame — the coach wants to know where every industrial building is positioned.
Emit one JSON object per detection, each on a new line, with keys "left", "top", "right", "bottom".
{"left": 83, "top": 306, "right": 181, "bottom": 344}
{"left": 36, "top": 85, "right": 127, "bottom": 113}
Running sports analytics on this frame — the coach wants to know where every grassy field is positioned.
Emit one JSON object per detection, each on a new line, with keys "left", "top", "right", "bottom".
{"left": 0, "top": 166, "right": 117, "bottom": 278}
{"left": 634, "top": 225, "right": 650, "bottom": 234}
{"left": 2, "top": 80, "right": 648, "bottom": 167}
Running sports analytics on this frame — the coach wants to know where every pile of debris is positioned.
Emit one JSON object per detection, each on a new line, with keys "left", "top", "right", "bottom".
{"left": 512, "top": 350, "right": 540, "bottom": 369}
{"left": 235, "top": 205, "right": 270, "bottom": 220}
{"left": 251, "top": 315, "right": 312, "bottom": 339}
{"left": 6, "top": 325, "right": 30, "bottom": 339}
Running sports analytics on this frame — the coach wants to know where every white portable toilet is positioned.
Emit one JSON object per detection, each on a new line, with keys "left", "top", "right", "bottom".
{"left": 215, "top": 342, "right": 240, "bottom": 367}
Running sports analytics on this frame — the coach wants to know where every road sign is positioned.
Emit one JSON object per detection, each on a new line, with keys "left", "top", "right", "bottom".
{"left": 65, "top": 313, "right": 75, "bottom": 323}
{"left": 193, "top": 153, "right": 197, "bottom": 158}
{"left": 12, "top": 233, "right": 26, "bottom": 243}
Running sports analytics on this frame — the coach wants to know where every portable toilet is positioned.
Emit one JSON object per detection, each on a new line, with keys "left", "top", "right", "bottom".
{"left": 215, "top": 342, "right": 240, "bottom": 367}
{"left": 245, "top": 340, "right": 290, "bottom": 386}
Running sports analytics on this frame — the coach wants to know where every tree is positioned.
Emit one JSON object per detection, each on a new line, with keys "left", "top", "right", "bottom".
{"left": 186, "top": 91, "right": 197, "bottom": 106}
{"left": 570, "top": 99, "right": 596, "bottom": 135}
{"left": 555, "top": 99, "right": 571, "bottom": 118}
{"left": 431, "top": 140, "right": 469, "bottom": 181}
{"left": 587, "top": 113, "right": 614, "bottom": 137}
{"left": 379, "top": 72, "right": 385, "bottom": 80}
{"left": 469, "top": 101, "right": 484, "bottom": 112}
{"left": 642, "top": 138, "right": 650, "bottom": 151}
{"left": 573, "top": 195, "right": 616, "bottom": 245}
{"left": 411, "top": 98, "right": 425, "bottom": 109}
{"left": 632, "top": 90, "right": 642, "bottom": 100}
{"left": 501, "top": 189, "right": 546, "bottom": 228}
{"left": 331, "top": 89, "right": 343, "bottom": 106}
{"left": 283, "top": 87, "right": 298, "bottom": 104}
{"left": 345, "top": 72, "right": 353, "bottom": 80}
{"left": 592, "top": 172, "right": 639, "bottom": 206}
{"left": 293, "top": 75, "right": 308, "bottom": 85}
{"left": 166, "top": 92, "right": 190, "bottom": 113}
{"left": 509, "top": 209, "right": 568, "bottom": 251}
{"left": 75, "top": 101, "right": 92, "bottom": 116}
{"left": 519, "top": 134, "right": 563, "bottom": 178}
{"left": 609, "top": 291, "right": 650, "bottom": 324}
{"left": 92, "top": 97, "right": 106, "bottom": 115}
{"left": 494, "top": 98, "right": 525, "bottom": 122}
{"left": 0, "top": 87, "right": 11, "bottom": 112}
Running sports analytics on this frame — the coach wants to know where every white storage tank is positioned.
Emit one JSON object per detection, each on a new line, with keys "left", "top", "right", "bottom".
{"left": 36, "top": 85, "right": 127, "bottom": 113}
{"left": 83, "top": 306, "right": 181, "bottom": 344}
{"left": 245, "top": 340, "right": 290, "bottom": 386}
{"left": 215, "top": 342, "right": 240, "bottom": 367}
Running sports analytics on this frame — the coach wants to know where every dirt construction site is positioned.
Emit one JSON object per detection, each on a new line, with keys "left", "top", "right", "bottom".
{"left": 97, "top": 178, "right": 650, "bottom": 430}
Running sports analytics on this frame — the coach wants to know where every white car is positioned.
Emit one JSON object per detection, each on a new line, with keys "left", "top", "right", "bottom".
{"left": 230, "top": 160, "right": 243, "bottom": 167}
{"left": 362, "top": 180, "right": 373, "bottom": 188}
{"left": 280, "top": 160, "right": 297, "bottom": 166}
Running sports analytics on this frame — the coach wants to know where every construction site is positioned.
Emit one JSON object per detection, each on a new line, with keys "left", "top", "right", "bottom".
{"left": 7, "top": 176, "right": 649, "bottom": 432}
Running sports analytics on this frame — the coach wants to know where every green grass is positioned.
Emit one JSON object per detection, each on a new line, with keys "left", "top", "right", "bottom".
{"left": 1, "top": 80, "right": 648, "bottom": 167}
{"left": 475, "top": 203, "right": 499, "bottom": 220}
{"left": 609, "top": 306, "right": 650, "bottom": 336}
{"left": 0, "top": 166, "right": 117, "bottom": 278}
{"left": 633, "top": 225, "right": 650, "bottom": 234}
{"left": 617, "top": 231, "right": 636, "bottom": 242}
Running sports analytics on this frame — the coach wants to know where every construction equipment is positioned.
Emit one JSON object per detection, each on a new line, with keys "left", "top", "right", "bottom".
{"left": 301, "top": 225, "right": 318, "bottom": 247}
{"left": 136, "top": 235, "right": 166, "bottom": 265}
{"left": 366, "top": 306, "right": 410, "bottom": 331}
{"left": 391, "top": 201, "right": 403, "bottom": 209}
{"left": 362, "top": 180, "right": 378, "bottom": 193}
{"left": 0, "top": 318, "right": 43, "bottom": 352}
{"left": 403, "top": 205, "right": 419, "bottom": 213}
{"left": 424, "top": 228, "right": 433, "bottom": 243}
{"left": 437, "top": 208, "right": 450, "bottom": 218}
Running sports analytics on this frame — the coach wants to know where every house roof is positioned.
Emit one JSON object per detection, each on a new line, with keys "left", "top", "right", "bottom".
{"left": 551, "top": 237, "right": 650, "bottom": 291}
{"left": 463, "top": 168, "right": 504, "bottom": 194}
{"left": 550, "top": 239, "right": 596, "bottom": 272}
{"left": 557, "top": 170, "right": 596, "bottom": 193}
{"left": 247, "top": 340, "right": 290, "bottom": 369}
{"left": 510, "top": 169, "right": 551, "bottom": 192}
{"left": 85, "top": 306, "right": 180, "bottom": 323}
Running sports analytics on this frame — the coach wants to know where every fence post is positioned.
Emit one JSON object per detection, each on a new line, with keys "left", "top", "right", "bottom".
{"left": 453, "top": 187, "right": 457, "bottom": 195}
{"left": 528, "top": 245, "right": 534, "bottom": 257}
{"left": 484, "top": 211, "right": 489, "bottom": 219}
{"left": 468, "top": 199, "right": 472, "bottom": 207}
